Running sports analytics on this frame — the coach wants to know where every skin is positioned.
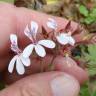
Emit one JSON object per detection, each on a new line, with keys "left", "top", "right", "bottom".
{"left": 0, "top": 2, "right": 88, "bottom": 96}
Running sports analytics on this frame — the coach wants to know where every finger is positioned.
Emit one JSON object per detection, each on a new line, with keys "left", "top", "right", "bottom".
{"left": 3, "top": 54, "right": 55, "bottom": 84}
{"left": 0, "top": 2, "right": 80, "bottom": 70}
{"left": 0, "top": 2, "right": 17, "bottom": 71}
{"left": 0, "top": 72, "right": 80, "bottom": 96}
{"left": 0, "top": 2, "right": 87, "bottom": 84}
{"left": 0, "top": 2, "right": 69, "bottom": 53}
{"left": 0, "top": 2, "right": 82, "bottom": 70}
{"left": 0, "top": 2, "right": 80, "bottom": 55}
{"left": 53, "top": 56, "right": 88, "bottom": 84}
{"left": 3, "top": 55, "right": 88, "bottom": 84}
{"left": 0, "top": 2, "right": 69, "bottom": 71}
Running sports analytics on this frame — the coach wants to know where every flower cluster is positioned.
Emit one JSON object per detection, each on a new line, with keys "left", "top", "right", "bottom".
{"left": 8, "top": 18, "right": 75, "bottom": 75}
{"left": 8, "top": 34, "right": 31, "bottom": 75}
{"left": 47, "top": 18, "right": 75, "bottom": 46}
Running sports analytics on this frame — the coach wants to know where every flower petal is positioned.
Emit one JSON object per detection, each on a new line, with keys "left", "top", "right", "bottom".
{"left": 47, "top": 18, "right": 57, "bottom": 29}
{"left": 10, "top": 34, "right": 18, "bottom": 45}
{"left": 16, "top": 57, "right": 25, "bottom": 75}
{"left": 31, "top": 21, "right": 38, "bottom": 37}
{"left": 8, "top": 55, "right": 17, "bottom": 73}
{"left": 22, "top": 44, "right": 34, "bottom": 58}
{"left": 68, "top": 36, "right": 75, "bottom": 46}
{"left": 20, "top": 55, "right": 31, "bottom": 67}
{"left": 35, "top": 44, "right": 46, "bottom": 57}
{"left": 56, "top": 33, "right": 69, "bottom": 45}
{"left": 24, "top": 25, "right": 32, "bottom": 40}
{"left": 38, "top": 40, "right": 56, "bottom": 48}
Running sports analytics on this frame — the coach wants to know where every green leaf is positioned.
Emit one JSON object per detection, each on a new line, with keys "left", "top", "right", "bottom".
{"left": 92, "top": 90, "right": 96, "bottom": 96}
{"left": 83, "top": 45, "right": 96, "bottom": 76}
{"left": 90, "top": 8, "right": 96, "bottom": 18}
{"left": 88, "top": 68, "right": 96, "bottom": 76}
{"left": 79, "top": 5, "right": 89, "bottom": 17}
{"left": 0, "top": 0, "right": 14, "bottom": 3}
{"left": 80, "top": 82, "right": 90, "bottom": 96}
{"left": 84, "top": 17, "right": 95, "bottom": 24}
{"left": 83, "top": 7, "right": 96, "bottom": 24}
{"left": 88, "top": 45, "right": 96, "bottom": 55}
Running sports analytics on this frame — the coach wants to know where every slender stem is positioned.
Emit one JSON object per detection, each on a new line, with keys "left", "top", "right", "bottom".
{"left": 48, "top": 55, "right": 56, "bottom": 71}
{"left": 48, "top": 42, "right": 59, "bottom": 71}
{"left": 40, "top": 59, "right": 44, "bottom": 72}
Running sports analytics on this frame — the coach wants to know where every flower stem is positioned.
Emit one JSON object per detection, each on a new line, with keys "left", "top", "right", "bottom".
{"left": 40, "top": 59, "right": 44, "bottom": 72}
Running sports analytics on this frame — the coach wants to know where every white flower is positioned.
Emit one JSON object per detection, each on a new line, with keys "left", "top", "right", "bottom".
{"left": 47, "top": 18, "right": 57, "bottom": 30}
{"left": 47, "top": 18, "right": 75, "bottom": 46}
{"left": 8, "top": 34, "right": 31, "bottom": 75}
{"left": 56, "top": 32, "right": 75, "bottom": 46}
{"left": 24, "top": 21, "right": 56, "bottom": 58}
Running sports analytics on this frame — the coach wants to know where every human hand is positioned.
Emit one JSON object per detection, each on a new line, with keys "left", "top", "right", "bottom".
{"left": 0, "top": 2, "right": 88, "bottom": 96}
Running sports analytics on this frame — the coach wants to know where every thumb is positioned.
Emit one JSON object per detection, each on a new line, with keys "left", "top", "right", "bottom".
{"left": 0, "top": 72, "right": 80, "bottom": 96}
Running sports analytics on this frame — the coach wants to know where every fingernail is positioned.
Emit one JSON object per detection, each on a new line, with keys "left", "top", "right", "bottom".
{"left": 51, "top": 74, "right": 80, "bottom": 96}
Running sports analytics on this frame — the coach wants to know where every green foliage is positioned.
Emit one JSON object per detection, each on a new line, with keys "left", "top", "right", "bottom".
{"left": 80, "top": 82, "right": 90, "bottom": 96}
{"left": 80, "top": 81, "right": 96, "bottom": 96}
{"left": 92, "top": 91, "right": 96, "bottom": 96}
{"left": 79, "top": 5, "right": 96, "bottom": 24}
{"left": 79, "top": 5, "right": 89, "bottom": 17}
{"left": 0, "top": 0, "right": 14, "bottom": 3}
{"left": 83, "top": 45, "right": 96, "bottom": 76}
{"left": 73, "top": 44, "right": 96, "bottom": 96}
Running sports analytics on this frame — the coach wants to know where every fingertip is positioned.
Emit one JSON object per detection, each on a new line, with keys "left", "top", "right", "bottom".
{"left": 67, "top": 64, "right": 88, "bottom": 84}
{"left": 51, "top": 72, "right": 80, "bottom": 96}
{"left": 0, "top": 72, "right": 80, "bottom": 96}
{"left": 53, "top": 56, "right": 88, "bottom": 84}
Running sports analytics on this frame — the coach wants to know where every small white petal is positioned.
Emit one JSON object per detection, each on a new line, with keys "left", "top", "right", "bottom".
{"left": 68, "top": 36, "right": 75, "bottom": 46}
{"left": 24, "top": 25, "right": 30, "bottom": 33}
{"left": 38, "top": 40, "right": 56, "bottom": 48}
{"left": 35, "top": 44, "right": 46, "bottom": 57}
{"left": 20, "top": 55, "right": 31, "bottom": 67}
{"left": 56, "top": 33, "right": 69, "bottom": 45}
{"left": 47, "top": 18, "right": 57, "bottom": 29}
{"left": 48, "top": 18, "right": 55, "bottom": 22}
{"left": 10, "top": 34, "right": 18, "bottom": 45}
{"left": 16, "top": 57, "right": 25, "bottom": 75}
{"left": 8, "top": 55, "right": 17, "bottom": 73}
{"left": 31, "top": 21, "right": 38, "bottom": 37}
{"left": 24, "top": 25, "right": 30, "bottom": 36}
{"left": 23, "top": 44, "right": 34, "bottom": 58}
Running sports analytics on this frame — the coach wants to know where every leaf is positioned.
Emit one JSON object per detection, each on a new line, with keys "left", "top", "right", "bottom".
{"left": 0, "top": 0, "right": 14, "bottom": 3}
{"left": 79, "top": 5, "right": 89, "bottom": 17}
{"left": 88, "top": 68, "right": 96, "bottom": 76}
{"left": 84, "top": 16, "right": 96, "bottom": 24}
{"left": 83, "top": 45, "right": 96, "bottom": 76}
{"left": 92, "top": 90, "right": 96, "bottom": 96}
{"left": 80, "top": 82, "right": 90, "bottom": 96}
{"left": 88, "top": 45, "right": 96, "bottom": 59}
{"left": 90, "top": 8, "right": 96, "bottom": 18}
{"left": 86, "top": 7, "right": 96, "bottom": 24}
